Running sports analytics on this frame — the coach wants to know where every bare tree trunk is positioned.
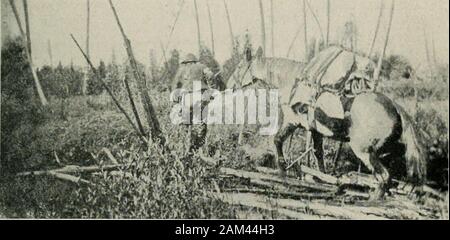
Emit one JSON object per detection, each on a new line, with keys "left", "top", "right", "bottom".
{"left": 286, "top": 25, "right": 302, "bottom": 57}
{"left": 305, "top": 0, "right": 325, "bottom": 43}
{"left": 206, "top": 0, "right": 215, "bottom": 56}
{"left": 258, "top": 0, "right": 266, "bottom": 55}
{"left": 326, "top": 0, "right": 330, "bottom": 46}
{"left": 431, "top": 33, "right": 438, "bottom": 66}
{"left": 270, "top": 0, "right": 275, "bottom": 57}
{"left": 223, "top": 0, "right": 235, "bottom": 54}
{"left": 108, "top": 0, "right": 166, "bottom": 148}
{"left": 86, "top": 0, "right": 90, "bottom": 58}
{"left": 124, "top": 75, "right": 145, "bottom": 136}
{"left": 82, "top": 0, "right": 90, "bottom": 95}
{"left": 303, "top": 0, "right": 308, "bottom": 62}
{"left": 47, "top": 39, "right": 53, "bottom": 67}
{"left": 314, "top": 37, "right": 320, "bottom": 56}
{"left": 10, "top": 0, "right": 48, "bottom": 106}
{"left": 159, "top": 0, "right": 185, "bottom": 64}
{"left": 374, "top": 0, "right": 395, "bottom": 86}
{"left": 368, "top": 0, "right": 384, "bottom": 58}
{"left": 423, "top": 28, "right": 431, "bottom": 67}
{"left": 193, "top": 0, "right": 202, "bottom": 56}
{"left": 422, "top": 26, "right": 433, "bottom": 75}
{"left": 23, "top": 0, "right": 32, "bottom": 55}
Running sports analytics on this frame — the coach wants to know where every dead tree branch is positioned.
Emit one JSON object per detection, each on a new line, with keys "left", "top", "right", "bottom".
{"left": 258, "top": 0, "right": 267, "bottom": 55}
{"left": 305, "top": 0, "right": 325, "bottom": 43}
{"left": 193, "top": 0, "right": 202, "bottom": 56}
{"left": 223, "top": 0, "right": 235, "bottom": 54}
{"left": 368, "top": 0, "right": 384, "bottom": 58}
{"left": 71, "top": 34, "right": 147, "bottom": 144}
{"left": 123, "top": 75, "right": 145, "bottom": 136}
{"left": 374, "top": 0, "right": 395, "bottom": 86}
{"left": 108, "top": 0, "right": 166, "bottom": 148}
{"left": 206, "top": 0, "right": 215, "bottom": 56}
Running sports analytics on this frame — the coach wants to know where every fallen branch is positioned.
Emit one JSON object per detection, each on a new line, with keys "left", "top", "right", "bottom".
{"left": 214, "top": 192, "right": 324, "bottom": 219}
{"left": 102, "top": 148, "right": 118, "bottom": 164}
{"left": 223, "top": 188, "right": 335, "bottom": 200}
{"left": 17, "top": 164, "right": 124, "bottom": 177}
{"left": 220, "top": 167, "right": 337, "bottom": 192}
{"left": 48, "top": 172, "right": 91, "bottom": 185}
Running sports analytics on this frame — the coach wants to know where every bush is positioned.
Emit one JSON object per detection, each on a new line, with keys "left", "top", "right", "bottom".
{"left": 1, "top": 37, "right": 51, "bottom": 174}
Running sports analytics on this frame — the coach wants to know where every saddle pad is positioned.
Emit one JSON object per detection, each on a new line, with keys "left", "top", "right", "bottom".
{"left": 316, "top": 92, "right": 345, "bottom": 119}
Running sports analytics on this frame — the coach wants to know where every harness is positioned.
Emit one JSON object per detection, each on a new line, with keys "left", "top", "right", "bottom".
{"left": 289, "top": 49, "right": 375, "bottom": 131}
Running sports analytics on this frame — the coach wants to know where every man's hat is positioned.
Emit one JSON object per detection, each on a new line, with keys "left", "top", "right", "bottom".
{"left": 181, "top": 53, "right": 198, "bottom": 64}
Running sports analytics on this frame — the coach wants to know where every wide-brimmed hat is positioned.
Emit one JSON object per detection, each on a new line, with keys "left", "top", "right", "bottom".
{"left": 181, "top": 53, "right": 198, "bottom": 64}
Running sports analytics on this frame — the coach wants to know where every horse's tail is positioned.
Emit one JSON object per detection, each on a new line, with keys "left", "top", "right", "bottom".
{"left": 397, "top": 105, "right": 427, "bottom": 185}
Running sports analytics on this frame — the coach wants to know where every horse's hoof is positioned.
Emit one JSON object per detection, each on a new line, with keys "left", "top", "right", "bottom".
{"left": 369, "top": 188, "right": 386, "bottom": 201}
{"left": 277, "top": 158, "right": 287, "bottom": 179}
{"left": 278, "top": 168, "right": 287, "bottom": 179}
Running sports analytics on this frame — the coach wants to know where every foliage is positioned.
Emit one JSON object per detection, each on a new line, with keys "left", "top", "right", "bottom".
{"left": 87, "top": 60, "right": 107, "bottom": 95}
{"left": 159, "top": 49, "right": 180, "bottom": 90}
{"left": 1, "top": 37, "right": 50, "bottom": 174}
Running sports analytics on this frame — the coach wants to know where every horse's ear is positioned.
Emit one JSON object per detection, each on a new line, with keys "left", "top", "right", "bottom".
{"left": 245, "top": 47, "right": 252, "bottom": 62}
{"left": 256, "top": 46, "right": 264, "bottom": 61}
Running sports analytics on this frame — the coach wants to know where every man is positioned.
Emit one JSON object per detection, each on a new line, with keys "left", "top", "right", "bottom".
{"left": 171, "top": 53, "right": 216, "bottom": 155}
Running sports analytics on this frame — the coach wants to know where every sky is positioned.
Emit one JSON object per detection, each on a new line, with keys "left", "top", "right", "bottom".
{"left": 1, "top": 0, "right": 449, "bottom": 69}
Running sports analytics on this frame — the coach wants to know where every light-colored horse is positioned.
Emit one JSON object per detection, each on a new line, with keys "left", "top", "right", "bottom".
{"left": 228, "top": 46, "right": 427, "bottom": 200}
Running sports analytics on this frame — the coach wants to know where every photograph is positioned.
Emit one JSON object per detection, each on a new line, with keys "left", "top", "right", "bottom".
{"left": 0, "top": 0, "right": 448, "bottom": 221}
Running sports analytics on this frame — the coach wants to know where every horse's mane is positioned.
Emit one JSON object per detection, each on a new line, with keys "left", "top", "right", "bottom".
{"left": 258, "top": 57, "right": 306, "bottom": 87}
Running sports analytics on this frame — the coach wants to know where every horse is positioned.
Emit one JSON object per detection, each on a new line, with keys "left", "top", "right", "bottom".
{"left": 228, "top": 46, "right": 427, "bottom": 200}
{"left": 225, "top": 46, "right": 307, "bottom": 152}
{"left": 278, "top": 77, "right": 427, "bottom": 200}
{"left": 226, "top": 46, "right": 369, "bottom": 170}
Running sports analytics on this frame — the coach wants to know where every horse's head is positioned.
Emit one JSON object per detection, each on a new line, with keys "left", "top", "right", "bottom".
{"left": 226, "top": 47, "right": 268, "bottom": 89}
{"left": 289, "top": 81, "right": 318, "bottom": 130}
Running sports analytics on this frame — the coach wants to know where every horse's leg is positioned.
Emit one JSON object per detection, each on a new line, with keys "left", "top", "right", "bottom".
{"left": 311, "top": 130, "right": 325, "bottom": 172}
{"left": 332, "top": 142, "right": 343, "bottom": 174}
{"left": 369, "top": 152, "right": 391, "bottom": 200}
{"left": 274, "top": 123, "right": 298, "bottom": 178}
{"left": 350, "top": 145, "right": 390, "bottom": 200}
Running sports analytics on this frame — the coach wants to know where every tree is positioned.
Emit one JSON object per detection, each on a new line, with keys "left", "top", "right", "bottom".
{"left": 326, "top": 0, "right": 330, "bottom": 46}
{"left": 82, "top": 0, "right": 91, "bottom": 95}
{"left": 162, "top": 49, "right": 180, "bottom": 86}
{"left": 9, "top": 0, "right": 48, "bottom": 105}
{"left": 199, "top": 45, "right": 225, "bottom": 90}
{"left": 374, "top": 0, "right": 395, "bottom": 85}
{"left": 1, "top": 37, "right": 48, "bottom": 173}
{"left": 302, "top": 0, "right": 308, "bottom": 62}
{"left": 149, "top": 49, "right": 161, "bottom": 82}
{"left": 105, "top": 60, "right": 122, "bottom": 95}
{"left": 223, "top": 0, "right": 235, "bottom": 55}
{"left": 222, "top": 37, "right": 242, "bottom": 83}
{"left": 341, "top": 20, "right": 358, "bottom": 51}
{"left": 87, "top": 61, "right": 106, "bottom": 95}
{"left": 258, "top": 0, "right": 266, "bottom": 55}
{"left": 193, "top": 0, "right": 202, "bottom": 56}
{"left": 206, "top": 0, "right": 215, "bottom": 56}
{"left": 368, "top": 0, "right": 385, "bottom": 58}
